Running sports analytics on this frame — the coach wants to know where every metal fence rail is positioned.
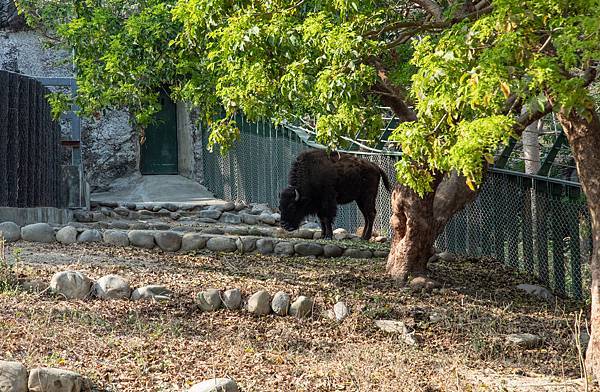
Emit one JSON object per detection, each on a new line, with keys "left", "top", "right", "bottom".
{"left": 0, "top": 70, "right": 63, "bottom": 207}
{"left": 201, "top": 116, "right": 591, "bottom": 300}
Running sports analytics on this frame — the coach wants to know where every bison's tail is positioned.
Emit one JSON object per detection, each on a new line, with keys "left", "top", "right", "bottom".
{"left": 379, "top": 167, "right": 392, "bottom": 192}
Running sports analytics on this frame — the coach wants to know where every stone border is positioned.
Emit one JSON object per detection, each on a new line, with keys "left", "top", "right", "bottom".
{"left": 2, "top": 221, "right": 390, "bottom": 259}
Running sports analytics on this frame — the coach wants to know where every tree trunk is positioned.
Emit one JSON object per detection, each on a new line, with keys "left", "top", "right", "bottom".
{"left": 386, "top": 172, "right": 479, "bottom": 281}
{"left": 522, "top": 118, "right": 542, "bottom": 174}
{"left": 556, "top": 109, "right": 600, "bottom": 380}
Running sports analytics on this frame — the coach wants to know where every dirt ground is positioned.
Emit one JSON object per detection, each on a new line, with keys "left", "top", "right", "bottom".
{"left": 0, "top": 240, "right": 594, "bottom": 391}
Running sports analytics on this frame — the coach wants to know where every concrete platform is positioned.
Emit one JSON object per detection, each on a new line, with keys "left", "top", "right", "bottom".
{"left": 91, "top": 174, "right": 225, "bottom": 206}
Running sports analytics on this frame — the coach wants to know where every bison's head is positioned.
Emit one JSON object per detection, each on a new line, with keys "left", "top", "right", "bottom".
{"left": 279, "top": 186, "right": 304, "bottom": 231}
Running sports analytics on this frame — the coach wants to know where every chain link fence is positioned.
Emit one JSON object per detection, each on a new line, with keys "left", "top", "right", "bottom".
{"left": 201, "top": 117, "right": 592, "bottom": 300}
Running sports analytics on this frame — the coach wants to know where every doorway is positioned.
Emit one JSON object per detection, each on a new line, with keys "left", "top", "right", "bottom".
{"left": 140, "top": 92, "right": 178, "bottom": 175}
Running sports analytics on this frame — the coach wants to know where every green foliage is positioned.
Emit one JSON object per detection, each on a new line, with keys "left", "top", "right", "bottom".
{"left": 18, "top": 0, "right": 599, "bottom": 196}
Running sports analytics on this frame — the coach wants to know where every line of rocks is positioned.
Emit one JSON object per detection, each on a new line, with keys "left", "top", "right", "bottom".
{"left": 0, "top": 359, "right": 239, "bottom": 392}
{"left": 1, "top": 222, "right": 390, "bottom": 259}
{"left": 44, "top": 271, "right": 351, "bottom": 322}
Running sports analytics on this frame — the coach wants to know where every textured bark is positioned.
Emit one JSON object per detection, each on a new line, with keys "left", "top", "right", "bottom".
{"left": 556, "top": 109, "right": 600, "bottom": 381}
{"left": 386, "top": 172, "right": 478, "bottom": 281}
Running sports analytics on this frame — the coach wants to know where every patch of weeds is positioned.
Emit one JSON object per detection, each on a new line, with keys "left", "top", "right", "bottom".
{"left": 0, "top": 236, "right": 19, "bottom": 293}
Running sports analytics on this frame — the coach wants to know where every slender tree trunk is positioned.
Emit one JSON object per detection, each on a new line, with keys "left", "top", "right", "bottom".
{"left": 522, "top": 118, "right": 542, "bottom": 174}
{"left": 386, "top": 172, "right": 479, "bottom": 281}
{"left": 556, "top": 109, "right": 600, "bottom": 380}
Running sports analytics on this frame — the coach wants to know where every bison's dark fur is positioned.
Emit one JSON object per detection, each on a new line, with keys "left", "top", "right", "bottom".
{"left": 279, "top": 149, "right": 391, "bottom": 240}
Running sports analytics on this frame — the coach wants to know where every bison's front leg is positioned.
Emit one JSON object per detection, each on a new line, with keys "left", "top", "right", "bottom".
{"left": 318, "top": 215, "right": 334, "bottom": 239}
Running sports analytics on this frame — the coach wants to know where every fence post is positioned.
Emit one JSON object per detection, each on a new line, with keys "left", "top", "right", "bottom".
{"left": 506, "top": 177, "right": 522, "bottom": 268}
{"left": 535, "top": 181, "right": 550, "bottom": 286}
{"left": 17, "top": 74, "right": 30, "bottom": 207}
{"left": 521, "top": 178, "right": 535, "bottom": 275}
{"left": 567, "top": 188, "right": 583, "bottom": 299}
{"left": 550, "top": 183, "right": 566, "bottom": 297}
{"left": 6, "top": 74, "right": 19, "bottom": 206}
{"left": 0, "top": 71, "right": 8, "bottom": 205}
{"left": 493, "top": 175, "right": 506, "bottom": 263}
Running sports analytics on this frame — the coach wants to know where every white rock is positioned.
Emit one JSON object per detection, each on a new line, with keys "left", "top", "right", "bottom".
{"left": 506, "top": 333, "right": 542, "bottom": 348}
{"left": 222, "top": 288, "right": 242, "bottom": 310}
{"left": 300, "top": 222, "right": 320, "bottom": 230}
{"left": 131, "top": 285, "right": 173, "bottom": 301}
{"left": 0, "top": 360, "right": 27, "bottom": 392}
{"left": 333, "top": 228, "right": 349, "bottom": 240}
{"left": 289, "top": 296, "right": 313, "bottom": 318}
{"left": 206, "top": 236, "right": 237, "bottom": 252}
{"left": 189, "top": 378, "right": 239, "bottom": 392}
{"left": 28, "top": 367, "right": 87, "bottom": 392}
{"left": 516, "top": 284, "right": 555, "bottom": 301}
{"left": 0, "top": 221, "right": 21, "bottom": 242}
{"left": 256, "top": 238, "right": 275, "bottom": 255}
{"left": 247, "top": 290, "right": 271, "bottom": 315}
{"left": 94, "top": 274, "right": 131, "bottom": 299}
{"left": 196, "top": 289, "right": 222, "bottom": 311}
{"left": 437, "top": 251, "right": 456, "bottom": 262}
{"left": 181, "top": 233, "right": 209, "bottom": 251}
{"left": 103, "top": 230, "right": 130, "bottom": 247}
{"left": 128, "top": 230, "right": 155, "bottom": 249}
{"left": 50, "top": 271, "right": 92, "bottom": 299}
{"left": 271, "top": 291, "right": 290, "bottom": 315}
{"left": 154, "top": 231, "right": 182, "bottom": 252}
{"left": 259, "top": 212, "right": 276, "bottom": 225}
{"left": 333, "top": 301, "right": 349, "bottom": 322}
{"left": 374, "top": 320, "right": 417, "bottom": 345}
{"left": 56, "top": 226, "right": 78, "bottom": 244}
{"left": 21, "top": 223, "right": 55, "bottom": 243}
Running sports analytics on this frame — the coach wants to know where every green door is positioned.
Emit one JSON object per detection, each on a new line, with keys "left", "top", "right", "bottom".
{"left": 140, "top": 92, "right": 178, "bottom": 175}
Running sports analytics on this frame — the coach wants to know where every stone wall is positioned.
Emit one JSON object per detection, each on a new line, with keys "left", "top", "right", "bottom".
{"left": 0, "top": 27, "right": 205, "bottom": 192}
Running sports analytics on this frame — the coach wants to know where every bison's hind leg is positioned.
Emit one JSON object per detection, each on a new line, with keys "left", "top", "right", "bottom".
{"left": 357, "top": 198, "right": 377, "bottom": 240}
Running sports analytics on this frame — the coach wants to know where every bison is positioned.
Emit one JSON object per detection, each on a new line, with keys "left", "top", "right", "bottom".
{"left": 279, "top": 149, "right": 391, "bottom": 240}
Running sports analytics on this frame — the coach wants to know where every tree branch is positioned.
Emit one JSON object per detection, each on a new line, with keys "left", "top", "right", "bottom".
{"left": 409, "top": 0, "right": 443, "bottom": 20}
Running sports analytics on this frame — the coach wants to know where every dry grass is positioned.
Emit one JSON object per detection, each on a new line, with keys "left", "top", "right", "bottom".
{"left": 0, "top": 240, "right": 594, "bottom": 391}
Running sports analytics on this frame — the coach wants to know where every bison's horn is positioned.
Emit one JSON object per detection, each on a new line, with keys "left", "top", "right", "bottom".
{"left": 294, "top": 188, "right": 300, "bottom": 201}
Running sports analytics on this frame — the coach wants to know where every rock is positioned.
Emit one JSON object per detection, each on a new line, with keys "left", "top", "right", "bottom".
{"left": 409, "top": 276, "right": 441, "bottom": 291}
{"left": 249, "top": 227, "right": 275, "bottom": 237}
{"left": 223, "top": 226, "right": 248, "bottom": 236}
{"left": 429, "top": 312, "right": 444, "bottom": 323}
{"left": 28, "top": 367, "right": 87, "bottom": 392}
{"left": 437, "top": 251, "right": 456, "bottom": 262}
{"left": 222, "top": 288, "right": 242, "bottom": 310}
{"left": 203, "top": 227, "right": 224, "bottom": 235}
{"left": 256, "top": 238, "right": 275, "bottom": 255}
{"left": 516, "top": 284, "right": 555, "bottom": 301}
{"left": 131, "top": 285, "right": 173, "bottom": 301}
{"left": 139, "top": 210, "right": 154, "bottom": 216}
{"left": 199, "top": 210, "right": 222, "bottom": 220}
{"left": 110, "top": 221, "right": 130, "bottom": 230}
{"left": 150, "top": 223, "right": 171, "bottom": 230}
{"left": 272, "top": 213, "right": 281, "bottom": 222}
{"left": 294, "top": 229, "right": 316, "bottom": 240}
{"left": 103, "top": 230, "right": 130, "bottom": 247}
{"left": 274, "top": 241, "right": 294, "bottom": 256}
{"left": 128, "top": 230, "right": 155, "bottom": 249}
{"left": 373, "top": 250, "right": 389, "bottom": 258}
{"left": 152, "top": 206, "right": 162, "bottom": 212}
{"left": 126, "top": 203, "right": 137, "bottom": 210}
{"left": 170, "top": 212, "right": 182, "bottom": 220}
{"left": 333, "top": 301, "right": 349, "bottom": 322}
{"left": 506, "top": 333, "right": 543, "bottom": 348}
{"left": 196, "top": 289, "right": 222, "bottom": 311}
{"left": 73, "top": 211, "right": 94, "bottom": 222}
{"left": 99, "top": 201, "right": 119, "bottom": 208}
{"left": 94, "top": 274, "right": 131, "bottom": 299}
{"left": 313, "top": 231, "right": 322, "bottom": 240}
{"left": 0, "top": 360, "right": 27, "bottom": 392}
{"left": 343, "top": 248, "right": 373, "bottom": 258}
{"left": 50, "top": 271, "right": 92, "bottom": 299}
{"left": 250, "top": 203, "right": 270, "bottom": 215}
{"left": 323, "top": 244, "right": 343, "bottom": 258}
{"left": 206, "top": 237, "right": 238, "bottom": 252}
{"left": 240, "top": 213, "right": 259, "bottom": 225}
{"left": 301, "top": 222, "right": 321, "bottom": 230}
{"left": 113, "top": 207, "right": 130, "bottom": 216}
{"left": 182, "top": 233, "right": 209, "bottom": 251}
{"left": 289, "top": 296, "right": 313, "bottom": 318}
{"left": 247, "top": 290, "right": 271, "bottom": 315}
{"left": 56, "top": 226, "right": 78, "bottom": 245}
{"left": 428, "top": 254, "right": 439, "bottom": 263}
{"left": 374, "top": 320, "right": 417, "bottom": 345}
{"left": 271, "top": 291, "right": 290, "bottom": 315}
{"left": 259, "top": 212, "right": 276, "bottom": 225}
{"left": 189, "top": 378, "right": 239, "bottom": 392}
{"left": 154, "top": 231, "right": 182, "bottom": 252}
{"left": 156, "top": 208, "right": 171, "bottom": 217}
{"left": 333, "top": 228, "right": 349, "bottom": 240}
{"left": 20, "top": 280, "right": 47, "bottom": 293}
{"left": 220, "top": 212, "right": 242, "bottom": 225}
{"left": 21, "top": 223, "right": 55, "bottom": 243}
{"left": 373, "top": 236, "right": 387, "bottom": 243}
{"left": 221, "top": 201, "right": 236, "bottom": 212}
{"left": 130, "top": 222, "right": 150, "bottom": 230}
{"left": 234, "top": 202, "right": 247, "bottom": 211}
{"left": 294, "top": 242, "right": 323, "bottom": 257}
{"left": 163, "top": 203, "right": 178, "bottom": 212}
{"left": 236, "top": 236, "right": 258, "bottom": 253}
{"left": 198, "top": 218, "right": 218, "bottom": 224}
{"left": 77, "top": 229, "right": 102, "bottom": 243}
{"left": 92, "top": 212, "right": 105, "bottom": 222}
{"left": 0, "top": 221, "right": 20, "bottom": 242}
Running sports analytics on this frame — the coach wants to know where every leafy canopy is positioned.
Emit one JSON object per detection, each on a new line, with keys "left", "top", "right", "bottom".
{"left": 18, "top": 0, "right": 599, "bottom": 195}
